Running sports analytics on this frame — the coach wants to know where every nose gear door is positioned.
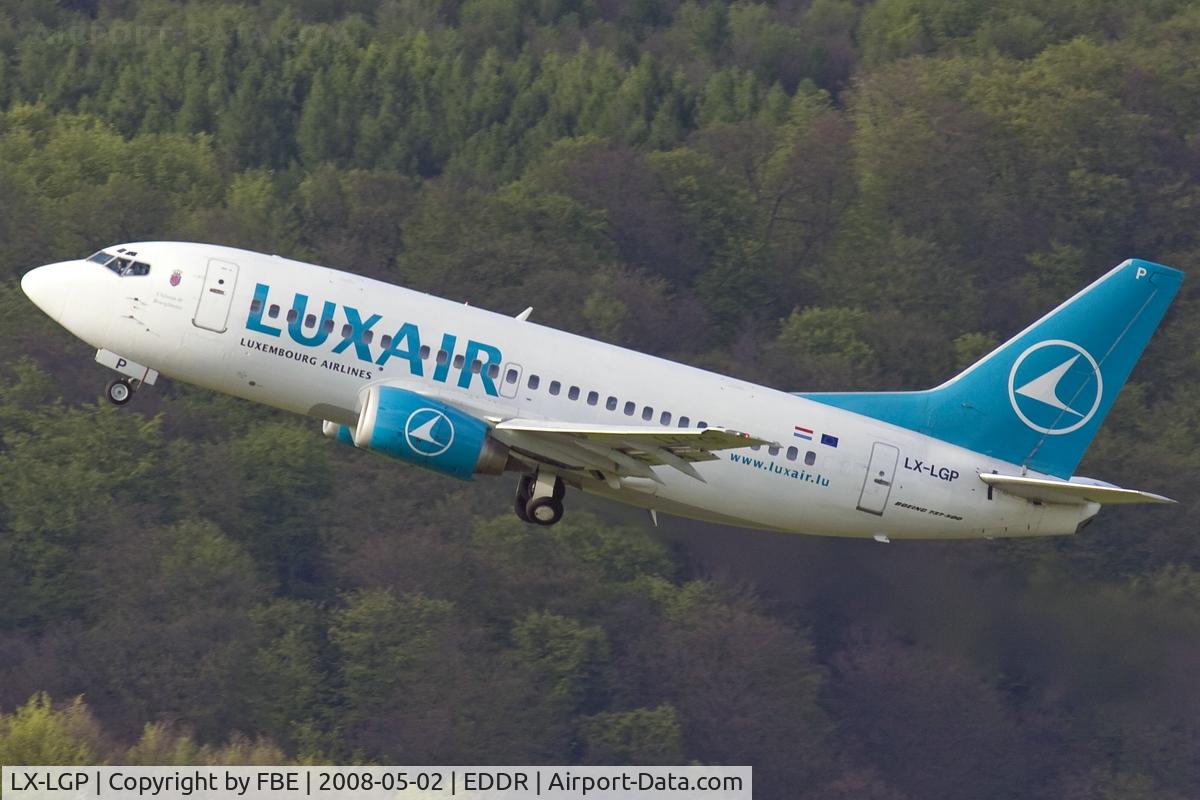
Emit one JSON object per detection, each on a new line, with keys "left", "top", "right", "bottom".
{"left": 193, "top": 258, "right": 239, "bottom": 333}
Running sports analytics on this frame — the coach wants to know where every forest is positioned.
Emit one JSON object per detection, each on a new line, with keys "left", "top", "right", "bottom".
{"left": 0, "top": 0, "right": 1198, "bottom": 797}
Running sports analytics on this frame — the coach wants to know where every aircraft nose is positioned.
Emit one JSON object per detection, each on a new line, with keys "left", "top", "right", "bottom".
{"left": 21, "top": 262, "right": 72, "bottom": 322}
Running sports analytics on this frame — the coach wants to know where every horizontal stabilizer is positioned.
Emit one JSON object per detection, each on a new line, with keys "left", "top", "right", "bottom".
{"left": 979, "top": 473, "right": 1175, "bottom": 506}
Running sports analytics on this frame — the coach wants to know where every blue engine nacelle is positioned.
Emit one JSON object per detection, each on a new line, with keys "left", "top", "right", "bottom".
{"left": 348, "top": 385, "right": 510, "bottom": 480}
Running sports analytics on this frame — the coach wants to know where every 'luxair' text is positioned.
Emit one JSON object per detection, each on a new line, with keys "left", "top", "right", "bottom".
{"left": 245, "top": 283, "right": 503, "bottom": 395}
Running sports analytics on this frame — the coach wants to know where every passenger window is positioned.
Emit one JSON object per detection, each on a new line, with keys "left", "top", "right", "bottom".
{"left": 251, "top": 299, "right": 262, "bottom": 313}
{"left": 624, "top": 401, "right": 635, "bottom": 416}
{"left": 751, "top": 445, "right": 761, "bottom": 451}
{"left": 323, "top": 318, "right": 335, "bottom": 334}
{"left": 660, "top": 411, "right": 672, "bottom": 426}
{"left": 606, "top": 396, "right": 618, "bottom": 411}
{"left": 568, "top": 386, "right": 580, "bottom": 401}
{"left": 437, "top": 350, "right": 449, "bottom": 365}
{"left": 678, "top": 416, "right": 690, "bottom": 427}
{"left": 697, "top": 421, "right": 708, "bottom": 429}
{"left": 305, "top": 314, "right": 317, "bottom": 329}
{"left": 363, "top": 330, "right": 374, "bottom": 344}
{"left": 528, "top": 375, "right": 540, "bottom": 390}
{"left": 506, "top": 369, "right": 518, "bottom": 384}
{"left": 804, "top": 451, "right": 816, "bottom": 466}
{"left": 549, "top": 380, "right": 561, "bottom": 395}
{"left": 471, "top": 359, "right": 482, "bottom": 374}
{"left": 642, "top": 406, "right": 654, "bottom": 421}
{"left": 488, "top": 363, "right": 500, "bottom": 379}
{"left": 287, "top": 309, "right": 299, "bottom": 323}
{"left": 380, "top": 334, "right": 392, "bottom": 349}
{"left": 587, "top": 391, "right": 599, "bottom": 406}
{"left": 419, "top": 345, "right": 431, "bottom": 359}
{"left": 268, "top": 305, "right": 280, "bottom": 319}
{"left": 341, "top": 324, "right": 353, "bottom": 338}
{"left": 453, "top": 354, "right": 465, "bottom": 369}
{"left": 786, "top": 447, "right": 798, "bottom": 461}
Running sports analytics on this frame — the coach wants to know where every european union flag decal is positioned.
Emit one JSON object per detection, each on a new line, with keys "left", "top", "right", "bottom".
{"left": 820, "top": 433, "right": 839, "bottom": 448}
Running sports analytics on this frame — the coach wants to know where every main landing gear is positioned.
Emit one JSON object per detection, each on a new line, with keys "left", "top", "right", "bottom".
{"left": 515, "top": 471, "right": 565, "bottom": 526}
{"left": 105, "top": 377, "right": 136, "bottom": 406}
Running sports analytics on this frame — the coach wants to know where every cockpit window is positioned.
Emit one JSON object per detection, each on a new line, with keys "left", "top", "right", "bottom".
{"left": 89, "top": 250, "right": 151, "bottom": 276}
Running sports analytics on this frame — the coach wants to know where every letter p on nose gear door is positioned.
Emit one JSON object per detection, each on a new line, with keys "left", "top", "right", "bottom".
{"left": 857, "top": 442, "right": 900, "bottom": 515}
{"left": 193, "top": 258, "right": 239, "bottom": 333}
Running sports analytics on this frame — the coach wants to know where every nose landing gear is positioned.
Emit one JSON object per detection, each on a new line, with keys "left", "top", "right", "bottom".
{"left": 105, "top": 377, "right": 135, "bottom": 406}
{"left": 515, "top": 471, "right": 565, "bottom": 526}
{"left": 96, "top": 349, "right": 158, "bottom": 407}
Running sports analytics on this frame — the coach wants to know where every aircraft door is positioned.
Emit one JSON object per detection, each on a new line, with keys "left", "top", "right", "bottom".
{"left": 193, "top": 258, "right": 239, "bottom": 333}
{"left": 499, "top": 362, "right": 523, "bottom": 399}
{"left": 857, "top": 442, "right": 900, "bottom": 516}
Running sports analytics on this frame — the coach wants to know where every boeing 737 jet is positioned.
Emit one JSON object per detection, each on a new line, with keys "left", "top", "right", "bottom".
{"left": 21, "top": 244, "right": 1182, "bottom": 540}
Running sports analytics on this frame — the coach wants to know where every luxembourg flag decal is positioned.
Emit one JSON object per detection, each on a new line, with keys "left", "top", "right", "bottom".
{"left": 794, "top": 426, "right": 813, "bottom": 440}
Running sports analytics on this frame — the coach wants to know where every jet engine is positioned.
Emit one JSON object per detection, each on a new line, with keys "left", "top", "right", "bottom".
{"left": 349, "top": 384, "right": 510, "bottom": 479}
{"left": 322, "top": 420, "right": 354, "bottom": 445}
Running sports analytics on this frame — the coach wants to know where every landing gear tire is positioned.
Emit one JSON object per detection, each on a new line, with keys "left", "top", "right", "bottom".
{"left": 526, "top": 496, "right": 564, "bottom": 526}
{"left": 106, "top": 378, "right": 133, "bottom": 406}
{"left": 514, "top": 473, "right": 565, "bottom": 525}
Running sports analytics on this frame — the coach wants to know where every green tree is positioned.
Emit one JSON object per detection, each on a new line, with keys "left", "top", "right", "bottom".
{"left": 578, "top": 705, "right": 684, "bottom": 764}
{"left": 510, "top": 611, "right": 610, "bottom": 712}
{"left": 0, "top": 694, "right": 102, "bottom": 765}
{"left": 242, "top": 599, "right": 329, "bottom": 751}
{"left": 84, "top": 519, "right": 265, "bottom": 739}
{"left": 0, "top": 400, "right": 167, "bottom": 629}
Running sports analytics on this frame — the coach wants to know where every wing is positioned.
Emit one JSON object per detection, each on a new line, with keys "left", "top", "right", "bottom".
{"left": 488, "top": 418, "right": 777, "bottom": 485}
{"left": 979, "top": 473, "right": 1176, "bottom": 505}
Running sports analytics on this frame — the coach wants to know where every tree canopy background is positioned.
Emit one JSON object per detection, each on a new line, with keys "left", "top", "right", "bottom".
{"left": 0, "top": 1, "right": 1198, "bottom": 797}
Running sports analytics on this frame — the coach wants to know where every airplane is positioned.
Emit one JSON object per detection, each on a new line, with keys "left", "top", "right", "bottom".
{"left": 20, "top": 243, "right": 1182, "bottom": 540}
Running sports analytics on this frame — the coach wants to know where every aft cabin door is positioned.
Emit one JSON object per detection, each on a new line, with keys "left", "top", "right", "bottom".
{"left": 857, "top": 442, "right": 899, "bottom": 516}
{"left": 193, "top": 259, "right": 239, "bottom": 333}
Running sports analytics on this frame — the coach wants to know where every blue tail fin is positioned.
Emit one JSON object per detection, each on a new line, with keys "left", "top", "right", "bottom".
{"left": 800, "top": 259, "right": 1184, "bottom": 478}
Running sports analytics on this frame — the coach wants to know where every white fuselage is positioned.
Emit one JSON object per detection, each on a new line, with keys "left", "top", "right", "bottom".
{"left": 26, "top": 242, "right": 1098, "bottom": 539}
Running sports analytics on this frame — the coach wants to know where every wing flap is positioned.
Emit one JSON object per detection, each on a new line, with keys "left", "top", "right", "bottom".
{"left": 491, "top": 419, "right": 774, "bottom": 481}
{"left": 494, "top": 420, "right": 770, "bottom": 451}
{"left": 980, "top": 473, "right": 1176, "bottom": 506}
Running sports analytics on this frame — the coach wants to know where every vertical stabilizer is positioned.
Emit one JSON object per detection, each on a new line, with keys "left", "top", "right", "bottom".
{"left": 801, "top": 260, "right": 1184, "bottom": 478}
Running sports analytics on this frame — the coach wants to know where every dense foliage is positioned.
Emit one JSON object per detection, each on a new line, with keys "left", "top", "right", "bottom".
{"left": 0, "top": 0, "right": 1198, "bottom": 797}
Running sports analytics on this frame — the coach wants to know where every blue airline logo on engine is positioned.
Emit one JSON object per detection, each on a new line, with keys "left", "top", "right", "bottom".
{"left": 245, "top": 283, "right": 503, "bottom": 396}
{"left": 404, "top": 408, "right": 455, "bottom": 457}
{"left": 1007, "top": 340, "right": 1103, "bottom": 435}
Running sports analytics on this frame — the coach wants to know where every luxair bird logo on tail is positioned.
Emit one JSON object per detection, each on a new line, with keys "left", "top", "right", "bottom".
{"left": 1007, "top": 340, "right": 1104, "bottom": 435}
